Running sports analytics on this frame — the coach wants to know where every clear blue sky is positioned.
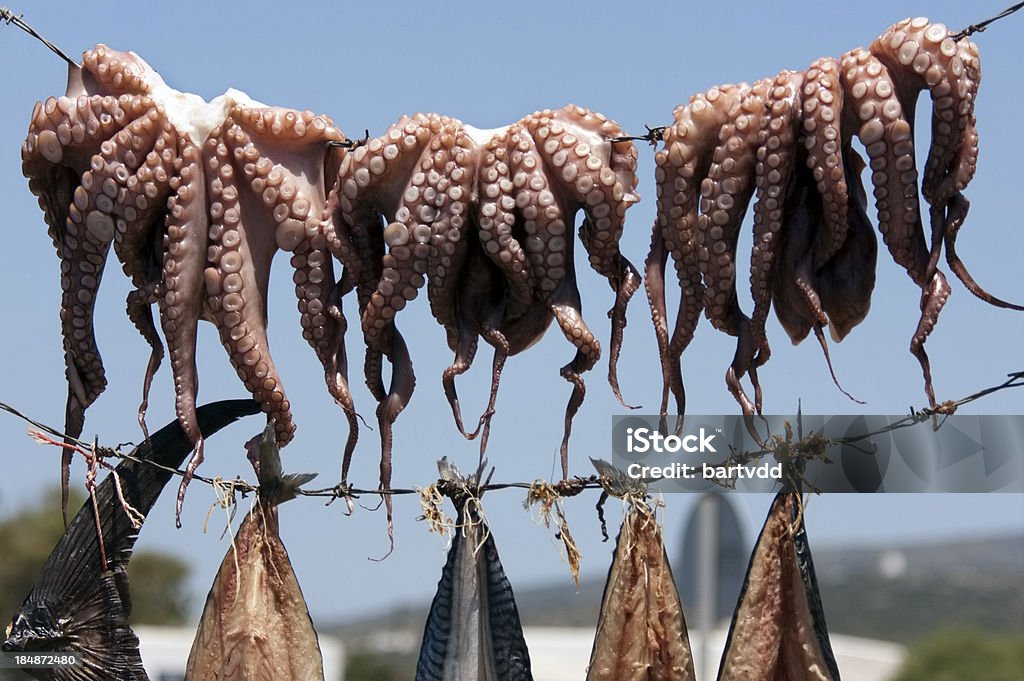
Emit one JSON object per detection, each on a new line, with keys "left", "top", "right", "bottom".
{"left": 0, "top": 0, "right": 1021, "bottom": 623}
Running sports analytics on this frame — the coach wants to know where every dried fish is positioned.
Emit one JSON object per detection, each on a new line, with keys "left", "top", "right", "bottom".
{"left": 416, "top": 461, "right": 533, "bottom": 681}
{"left": 718, "top": 493, "right": 840, "bottom": 681}
{"left": 185, "top": 422, "right": 322, "bottom": 681}
{"left": 2, "top": 399, "right": 260, "bottom": 681}
{"left": 587, "top": 499, "right": 695, "bottom": 681}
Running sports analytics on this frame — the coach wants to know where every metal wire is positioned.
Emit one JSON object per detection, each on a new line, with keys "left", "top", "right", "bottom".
{"left": 952, "top": 1, "right": 1024, "bottom": 41}
{"left": 2, "top": 369, "right": 1020, "bottom": 506}
{"left": 0, "top": 7, "right": 77, "bottom": 67}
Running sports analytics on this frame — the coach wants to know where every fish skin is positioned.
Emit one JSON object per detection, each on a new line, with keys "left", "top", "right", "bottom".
{"left": 416, "top": 501, "right": 533, "bottom": 681}
{"left": 587, "top": 504, "right": 696, "bottom": 681}
{"left": 717, "top": 493, "right": 841, "bottom": 681}
{"left": 2, "top": 399, "right": 261, "bottom": 681}
{"left": 185, "top": 422, "right": 324, "bottom": 681}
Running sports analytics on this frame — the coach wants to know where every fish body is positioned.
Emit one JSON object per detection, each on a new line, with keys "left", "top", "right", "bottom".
{"left": 587, "top": 504, "right": 695, "bottom": 681}
{"left": 3, "top": 399, "right": 260, "bottom": 681}
{"left": 717, "top": 493, "right": 840, "bottom": 681}
{"left": 185, "top": 423, "right": 323, "bottom": 681}
{"left": 416, "top": 501, "right": 532, "bottom": 681}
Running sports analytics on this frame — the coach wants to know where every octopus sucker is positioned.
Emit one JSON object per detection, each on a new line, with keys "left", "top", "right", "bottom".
{"left": 587, "top": 495, "right": 695, "bottom": 681}
{"left": 186, "top": 422, "right": 324, "bottom": 681}
{"left": 718, "top": 493, "right": 840, "bottom": 681}
{"left": 2, "top": 400, "right": 259, "bottom": 681}
{"left": 415, "top": 461, "right": 533, "bottom": 681}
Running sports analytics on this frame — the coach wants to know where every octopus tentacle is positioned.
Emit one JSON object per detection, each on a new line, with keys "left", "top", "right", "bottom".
{"left": 24, "top": 88, "right": 156, "bottom": 521}
{"left": 941, "top": 188, "right": 1023, "bottom": 310}
{"left": 550, "top": 270, "right": 599, "bottom": 480}
{"left": 697, "top": 81, "right": 768, "bottom": 418}
{"left": 650, "top": 85, "right": 742, "bottom": 423}
{"left": 771, "top": 160, "right": 861, "bottom": 403}
{"left": 332, "top": 116, "right": 433, "bottom": 417}
{"left": 872, "top": 21, "right": 1019, "bottom": 312}
{"left": 841, "top": 49, "right": 951, "bottom": 405}
{"left": 102, "top": 116, "right": 179, "bottom": 435}
{"left": 748, "top": 71, "right": 805, "bottom": 381}
{"left": 204, "top": 117, "right": 293, "bottom": 445}
{"left": 816, "top": 146, "right": 877, "bottom": 343}
{"left": 477, "top": 126, "right": 531, "bottom": 321}
{"left": 527, "top": 107, "right": 641, "bottom": 408}
{"left": 159, "top": 141, "right": 209, "bottom": 523}
{"left": 126, "top": 281, "right": 163, "bottom": 438}
{"left": 802, "top": 58, "right": 851, "bottom": 270}
{"left": 870, "top": 19, "right": 975, "bottom": 205}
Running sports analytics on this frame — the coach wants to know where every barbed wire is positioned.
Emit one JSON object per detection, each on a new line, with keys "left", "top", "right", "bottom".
{"left": 4, "top": 4, "right": 1023, "bottom": 144}
{"left": 1, "top": 369, "right": 1020, "bottom": 509}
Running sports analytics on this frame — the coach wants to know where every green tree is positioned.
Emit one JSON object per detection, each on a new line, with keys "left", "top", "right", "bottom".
{"left": 892, "top": 628, "right": 1024, "bottom": 681}
{"left": 0, "top": 487, "right": 191, "bottom": 627}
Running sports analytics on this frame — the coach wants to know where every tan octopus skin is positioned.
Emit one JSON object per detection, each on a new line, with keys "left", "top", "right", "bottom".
{"left": 23, "top": 45, "right": 352, "bottom": 521}
{"left": 325, "top": 105, "right": 639, "bottom": 486}
{"left": 650, "top": 17, "right": 1011, "bottom": 428}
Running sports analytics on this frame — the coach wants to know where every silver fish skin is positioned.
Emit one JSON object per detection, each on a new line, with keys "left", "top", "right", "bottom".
{"left": 416, "top": 497, "right": 533, "bottom": 681}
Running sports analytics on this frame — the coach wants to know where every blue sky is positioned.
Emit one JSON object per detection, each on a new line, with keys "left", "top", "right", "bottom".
{"left": 0, "top": 0, "right": 1021, "bottom": 622}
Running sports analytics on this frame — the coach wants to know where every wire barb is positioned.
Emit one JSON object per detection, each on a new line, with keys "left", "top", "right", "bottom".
{"left": 609, "top": 125, "right": 666, "bottom": 147}
{"left": 326, "top": 129, "right": 370, "bottom": 150}
{"left": 952, "top": 1, "right": 1024, "bottom": 41}
{"left": 0, "top": 7, "right": 78, "bottom": 67}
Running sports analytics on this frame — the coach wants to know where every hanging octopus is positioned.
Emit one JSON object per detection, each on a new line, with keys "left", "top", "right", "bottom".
{"left": 648, "top": 17, "right": 1022, "bottom": 430}
{"left": 22, "top": 45, "right": 355, "bottom": 523}
{"left": 324, "top": 105, "right": 640, "bottom": 519}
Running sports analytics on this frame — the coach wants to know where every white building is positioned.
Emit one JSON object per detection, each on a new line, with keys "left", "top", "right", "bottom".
{"left": 134, "top": 626, "right": 345, "bottom": 681}
{"left": 523, "top": 627, "right": 905, "bottom": 681}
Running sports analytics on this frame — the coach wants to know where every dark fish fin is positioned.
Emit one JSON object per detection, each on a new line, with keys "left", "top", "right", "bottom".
{"left": 416, "top": 503, "right": 533, "bottom": 681}
{"left": 588, "top": 504, "right": 695, "bottom": 680}
{"left": 3, "top": 400, "right": 259, "bottom": 679}
{"left": 65, "top": 570, "right": 148, "bottom": 681}
{"left": 718, "top": 493, "right": 840, "bottom": 680}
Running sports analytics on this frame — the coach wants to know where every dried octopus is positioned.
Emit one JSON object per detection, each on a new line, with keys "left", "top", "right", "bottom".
{"left": 23, "top": 45, "right": 355, "bottom": 522}
{"left": 325, "top": 107, "right": 641, "bottom": 514}
{"left": 648, "top": 17, "right": 1022, "bottom": 429}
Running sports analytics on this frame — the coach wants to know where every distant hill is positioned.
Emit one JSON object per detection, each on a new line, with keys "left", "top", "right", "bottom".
{"left": 327, "top": 533, "right": 1024, "bottom": 649}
